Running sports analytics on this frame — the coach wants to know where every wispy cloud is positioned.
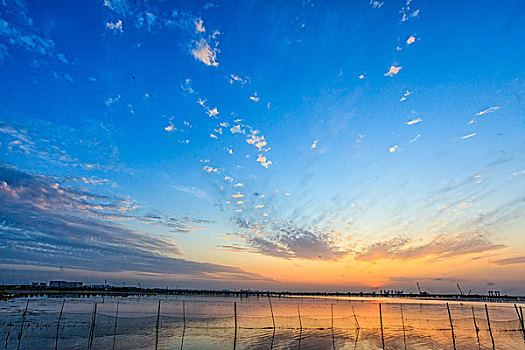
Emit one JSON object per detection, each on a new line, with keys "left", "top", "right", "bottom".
{"left": 191, "top": 38, "right": 219, "bottom": 66}
{"left": 173, "top": 185, "right": 208, "bottom": 199}
{"left": 461, "top": 133, "right": 477, "bottom": 140}
{"left": 194, "top": 18, "right": 205, "bottom": 33}
{"left": 406, "top": 117, "right": 422, "bottom": 125}
{"left": 106, "top": 20, "right": 123, "bottom": 32}
{"left": 356, "top": 232, "right": 505, "bottom": 262}
{"left": 476, "top": 106, "right": 500, "bottom": 116}
{"left": 0, "top": 164, "right": 265, "bottom": 282}
{"left": 233, "top": 220, "right": 349, "bottom": 261}
{"left": 384, "top": 65, "right": 402, "bottom": 77}
{"left": 493, "top": 256, "right": 525, "bottom": 266}
{"left": 229, "top": 74, "right": 249, "bottom": 85}
{"left": 400, "top": 90, "right": 413, "bottom": 101}
{"left": 0, "top": 1, "right": 69, "bottom": 64}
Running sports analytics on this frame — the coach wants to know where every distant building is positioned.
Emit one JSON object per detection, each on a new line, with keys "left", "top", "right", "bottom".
{"left": 49, "top": 280, "right": 83, "bottom": 288}
{"left": 31, "top": 282, "right": 47, "bottom": 287}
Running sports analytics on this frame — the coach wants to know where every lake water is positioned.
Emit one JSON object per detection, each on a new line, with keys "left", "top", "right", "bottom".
{"left": 1, "top": 295, "right": 524, "bottom": 349}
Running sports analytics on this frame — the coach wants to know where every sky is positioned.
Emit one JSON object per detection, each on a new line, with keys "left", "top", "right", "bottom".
{"left": 0, "top": 0, "right": 524, "bottom": 294}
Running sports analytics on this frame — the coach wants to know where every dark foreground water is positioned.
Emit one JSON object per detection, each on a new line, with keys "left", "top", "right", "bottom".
{"left": 1, "top": 295, "right": 525, "bottom": 349}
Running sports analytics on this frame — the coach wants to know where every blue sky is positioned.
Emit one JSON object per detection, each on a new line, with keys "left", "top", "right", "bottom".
{"left": 1, "top": 0, "right": 524, "bottom": 293}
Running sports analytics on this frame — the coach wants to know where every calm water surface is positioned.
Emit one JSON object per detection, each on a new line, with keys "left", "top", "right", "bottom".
{"left": 1, "top": 295, "right": 525, "bottom": 349}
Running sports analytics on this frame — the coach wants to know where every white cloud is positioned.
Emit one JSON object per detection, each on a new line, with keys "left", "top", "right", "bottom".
{"left": 191, "top": 38, "right": 219, "bottom": 67}
{"left": 384, "top": 65, "right": 402, "bottom": 77}
{"left": 358, "top": 74, "right": 365, "bottom": 80}
{"left": 406, "top": 35, "right": 416, "bottom": 45}
{"left": 460, "top": 133, "right": 477, "bottom": 140}
{"left": 400, "top": 90, "right": 413, "bottom": 101}
{"left": 406, "top": 117, "right": 422, "bottom": 125}
{"left": 194, "top": 18, "right": 205, "bottom": 33}
{"left": 476, "top": 106, "right": 500, "bottom": 116}
{"left": 106, "top": 20, "right": 123, "bottom": 32}
{"left": 229, "top": 74, "right": 248, "bottom": 84}
{"left": 389, "top": 145, "right": 399, "bottom": 153}
{"left": 203, "top": 166, "right": 218, "bottom": 173}
{"left": 257, "top": 154, "right": 272, "bottom": 168}
{"left": 311, "top": 140, "right": 318, "bottom": 149}
{"left": 173, "top": 185, "right": 207, "bottom": 199}
{"left": 245, "top": 131, "right": 267, "bottom": 149}
{"left": 410, "top": 134, "right": 421, "bottom": 143}
{"left": 249, "top": 93, "right": 260, "bottom": 102}
{"left": 207, "top": 107, "right": 219, "bottom": 117}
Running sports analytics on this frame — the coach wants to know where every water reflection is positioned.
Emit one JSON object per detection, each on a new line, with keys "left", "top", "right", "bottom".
{"left": 1, "top": 295, "right": 524, "bottom": 349}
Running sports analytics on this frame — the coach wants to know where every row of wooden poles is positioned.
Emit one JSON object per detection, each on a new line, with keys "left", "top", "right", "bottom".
{"left": 10, "top": 297, "right": 525, "bottom": 350}
{"left": 378, "top": 302, "right": 525, "bottom": 350}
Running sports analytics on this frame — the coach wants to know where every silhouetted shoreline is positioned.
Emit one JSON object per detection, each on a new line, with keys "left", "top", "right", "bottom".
{"left": 2, "top": 284, "right": 525, "bottom": 303}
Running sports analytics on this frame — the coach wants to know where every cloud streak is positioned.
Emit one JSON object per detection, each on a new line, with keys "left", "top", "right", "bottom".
{"left": 0, "top": 164, "right": 265, "bottom": 282}
{"left": 355, "top": 232, "right": 505, "bottom": 262}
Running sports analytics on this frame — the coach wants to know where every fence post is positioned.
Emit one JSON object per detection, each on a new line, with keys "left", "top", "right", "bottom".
{"left": 446, "top": 303, "right": 456, "bottom": 350}
{"left": 331, "top": 304, "right": 334, "bottom": 330}
{"left": 521, "top": 306, "right": 525, "bottom": 342}
{"left": 400, "top": 306, "right": 406, "bottom": 350}
{"left": 297, "top": 306, "right": 302, "bottom": 331}
{"left": 352, "top": 305, "right": 360, "bottom": 330}
{"left": 55, "top": 299, "right": 65, "bottom": 350}
{"left": 516, "top": 304, "right": 525, "bottom": 342}
{"left": 234, "top": 302, "right": 237, "bottom": 330}
{"left": 268, "top": 294, "right": 276, "bottom": 330}
{"left": 379, "top": 303, "right": 385, "bottom": 349}
{"left": 155, "top": 300, "right": 161, "bottom": 350}
{"left": 183, "top": 301, "right": 186, "bottom": 327}
{"left": 5, "top": 324, "right": 11, "bottom": 350}
{"left": 485, "top": 304, "right": 495, "bottom": 350}
{"left": 180, "top": 301, "right": 186, "bottom": 350}
{"left": 112, "top": 301, "right": 119, "bottom": 350}
{"left": 331, "top": 304, "right": 336, "bottom": 350}
{"left": 233, "top": 302, "right": 237, "bottom": 350}
{"left": 87, "top": 302, "right": 97, "bottom": 350}
{"left": 471, "top": 306, "right": 480, "bottom": 347}
{"left": 16, "top": 299, "right": 29, "bottom": 350}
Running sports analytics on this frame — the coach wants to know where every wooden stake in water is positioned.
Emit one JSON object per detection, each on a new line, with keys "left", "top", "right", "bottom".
{"left": 268, "top": 294, "right": 276, "bottom": 330}
{"left": 446, "top": 303, "right": 456, "bottom": 350}
{"left": 16, "top": 299, "right": 29, "bottom": 350}
{"left": 155, "top": 300, "right": 161, "bottom": 350}
{"left": 520, "top": 306, "right": 525, "bottom": 342}
{"left": 331, "top": 304, "right": 334, "bottom": 330}
{"left": 87, "top": 302, "right": 97, "bottom": 350}
{"left": 379, "top": 303, "right": 385, "bottom": 350}
{"left": 233, "top": 302, "right": 237, "bottom": 350}
{"left": 234, "top": 302, "right": 237, "bottom": 330}
{"left": 182, "top": 301, "right": 186, "bottom": 327}
{"left": 112, "top": 301, "right": 119, "bottom": 350}
{"left": 352, "top": 305, "right": 360, "bottom": 330}
{"left": 471, "top": 306, "right": 480, "bottom": 348}
{"left": 400, "top": 306, "right": 406, "bottom": 350}
{"left": 5, "top": 325, "right": 11, "bottom": 350}
{"left": 297, "top": 305, "right": 302, "bottom": 331}
{"left": 515, "top": 304, "right": 525, "bottom": 342}
{"left": 485, "top": 304, "right": 495, "bottom": 350}
{"left": 55, "top": 299, "right": 65, "bottom": 350}
{"left": 331, "top": 304, "right": 336, "bottom": 350}
{"left": 180, "top": 301, "right": 186, "bottom": 350}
